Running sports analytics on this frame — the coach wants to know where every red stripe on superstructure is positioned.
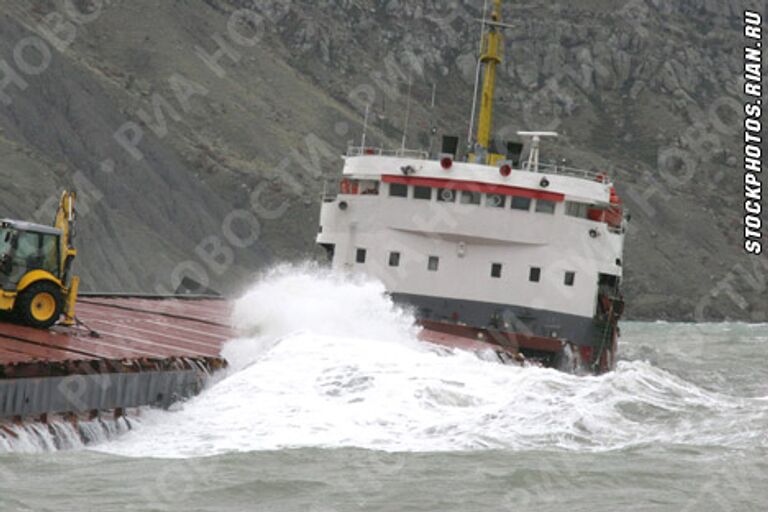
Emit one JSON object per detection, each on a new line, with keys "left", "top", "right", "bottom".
{"left": 382, "top": 175, "right": 565, "bottom": 202}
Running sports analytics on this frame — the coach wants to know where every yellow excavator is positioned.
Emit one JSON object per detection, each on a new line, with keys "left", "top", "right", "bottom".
{"left": 0, "top": 192, "right": 80, "bottom": 329}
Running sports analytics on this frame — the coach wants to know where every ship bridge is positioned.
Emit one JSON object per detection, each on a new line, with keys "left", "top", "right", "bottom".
{"left": 338, "top": 145, "right": 616, "bottom": 208}
{"left": 317, "top": 139, "right": 627, "bottom": 369}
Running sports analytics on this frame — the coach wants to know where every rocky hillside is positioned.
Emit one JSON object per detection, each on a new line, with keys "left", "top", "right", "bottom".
{"left": 0, "top": 0, "right": 764, "bottom": 321}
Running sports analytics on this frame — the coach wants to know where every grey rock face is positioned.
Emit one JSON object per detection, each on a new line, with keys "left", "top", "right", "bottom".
{"left": 0, "top": 0, "right": 763, "bottom": 321}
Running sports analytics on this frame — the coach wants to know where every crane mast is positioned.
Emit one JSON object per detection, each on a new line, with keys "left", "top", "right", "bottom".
{"left": 473, "top": 0, "right": 505, "bottom": 165}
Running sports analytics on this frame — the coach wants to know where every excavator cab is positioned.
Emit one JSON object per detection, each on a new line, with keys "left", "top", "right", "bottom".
{"left": 0, "top": 192, "right": 80, "bottom": 329}
{"left": 1, "top": 222, "right": 61, "bottom": 280}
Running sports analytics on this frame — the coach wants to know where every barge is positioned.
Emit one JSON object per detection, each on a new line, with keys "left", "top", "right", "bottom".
{"left": 0, "top": 295, "right": 229, "bottom": 443}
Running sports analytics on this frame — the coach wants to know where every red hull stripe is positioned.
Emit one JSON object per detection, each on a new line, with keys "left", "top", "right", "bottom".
{"left": 382, "top": 175, "right": 565, "bottom": 202}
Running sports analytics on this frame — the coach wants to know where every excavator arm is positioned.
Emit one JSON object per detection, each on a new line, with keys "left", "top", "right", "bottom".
{"left": 53, "top": 191, "right": 79, "bottom": 326}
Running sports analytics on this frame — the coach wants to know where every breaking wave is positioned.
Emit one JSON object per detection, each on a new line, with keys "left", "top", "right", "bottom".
{"left": 90, "top": 265, "right": 768, "bottom": 459}
{"left": 1, "top": 417, "right": 133, "bottom": 454}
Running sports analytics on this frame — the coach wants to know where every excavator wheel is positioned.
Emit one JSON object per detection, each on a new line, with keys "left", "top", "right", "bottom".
{"left": 15, "top": 281, "right": 63, "bottom": 330}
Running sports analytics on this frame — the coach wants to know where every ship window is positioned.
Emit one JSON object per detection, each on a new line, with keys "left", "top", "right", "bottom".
{"left": 360, "top": 180, "right": 380, "bottom": 196}
{"left": 414, "top": 186, "right": 432, "bottom": 200}
{"left": 460, "top": 191, "right": 482, "bottom": 205}
{"left": 486, "top": 194, "right": 506, "bottom": 208}
{"left": 491, "top": 263, "right": 503, "bottom": 278}
{"left": 529, "top": 267, "right": 541, "bottom": 283}
{"left": 565, "top": 201, "right": 590, "bottom": 218}
{"left": 510, "top": 196, "right": 532, "bottom": 211}
{"left": 437, "top": 188, "right": 456, "bottom": 202}
{"left": 565, "top": 271, "right": 576, "bottom": 286}
{"left": 535, "top": 199, "right": 556, "bottom": 214}
{"left": 389, "top": 183, "right": 408, "bottom": 198}
{"left": 428, "top": 256, "right": 439, "bottom": 272}
{"left": 389, "top": 251, "right": 401, "bottom": 267}
{"left": 340, "top": 179, "right": 361, "bottom": 195}
{"left": 356, "top": 248, "right": 367, "bottom": 264}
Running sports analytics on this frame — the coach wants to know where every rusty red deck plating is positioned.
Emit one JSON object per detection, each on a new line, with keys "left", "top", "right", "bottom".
{"left": 0, "top": 296, "right": 232, "bottom": 431}
{"left": 0, "top": 297, "right": 232, "bottom": 371}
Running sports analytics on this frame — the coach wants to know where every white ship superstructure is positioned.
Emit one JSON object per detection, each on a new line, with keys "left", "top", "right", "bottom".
{"left": 317, "top": 0, "right": 627, "bottom": 373}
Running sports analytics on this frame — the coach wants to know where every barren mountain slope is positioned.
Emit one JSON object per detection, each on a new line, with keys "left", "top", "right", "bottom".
{"left": 0, "top": 0, "right": 763, "bottom": 320}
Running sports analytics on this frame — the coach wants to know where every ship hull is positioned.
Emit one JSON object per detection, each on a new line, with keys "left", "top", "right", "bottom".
{"left": 396, "top": 293, "right": 619, "bottom": 374}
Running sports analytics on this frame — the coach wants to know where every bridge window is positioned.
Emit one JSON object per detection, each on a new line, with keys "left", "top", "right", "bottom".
{"left": 437, "top": 189, "right": 456, "bottom": 202}
{"left": 529, "top": 267, "right": 541, "bottom": 283}
{"left": 491, "top": 263, "right": 503, "bottom": 278}
{"left": 428, "top": 256, "right": 439, "bottom": 272}
{"left": 414, "top": 186, "right": 432, "bottom": 200}
{"left": 356, "top": 248, "right": 367, "bottom": 264}
{"left": 565, "top": 271, "right": 576, "bottom": 286}
{"left": 389, "top": 183, "right": 408, "bottom": 198}
{"left": 510, "top": 196, "right": 532, "bottom": 211}
{"left": 360, "top": 180, "right": 380, "bottom": 195}
{"left": 340, "top": 179, "right": 360, "bottom": 195}
{"left": 389, "top": 251, "right": 401, "bottom": 267}
{"left": 460, "top": 191, "right": 482, "bottom": 205}
{"left": 486, "top": 194, "right": 506, "bottom": 208}
{"left": 535, "top": 199, "right": 556, "bottom": 214}
{"left": 565, "top": 201, "right": 590, "bottom": 218}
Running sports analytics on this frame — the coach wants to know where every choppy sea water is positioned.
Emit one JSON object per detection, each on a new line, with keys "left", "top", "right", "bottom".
{"left": 1, "top": 269, "right": 766, "bottom": 511}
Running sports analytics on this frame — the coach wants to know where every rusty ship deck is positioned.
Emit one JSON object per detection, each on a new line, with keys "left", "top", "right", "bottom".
{"left": 0, "top": 295, "right": 231, "bottom": 439}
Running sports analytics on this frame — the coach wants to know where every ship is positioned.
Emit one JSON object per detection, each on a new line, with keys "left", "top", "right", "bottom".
{"left": 1, "top": 0, "right": 626, "bottom": 448}
{"left": 317, "top": 0, "right": 627, "bottom": 374}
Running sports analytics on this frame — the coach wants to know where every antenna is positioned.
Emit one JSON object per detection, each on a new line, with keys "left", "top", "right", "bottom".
{"left": 518, "top": 131, "right": 558, "bottom": 172}
{"left": 360, "top": 103, "right": 371, "bottom": 149}
{"left": 428, "top": 83, "right": 437, "bottom": 157}
{"left": 400, "top": 73, "right": 414, "bottom": 153}
{"left": 430, "top": 82, "right": 437, "bottom": 108}
{"left": 380, "top": 95, "right": 387, "bottom": 121}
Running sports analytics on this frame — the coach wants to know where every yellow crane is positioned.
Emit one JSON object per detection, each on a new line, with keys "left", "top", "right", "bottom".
{"left": 0, "top": 192, "right": 80, "bottom": 329}
{"left": 471, "top": 0, "right": 506, "bottom": 165}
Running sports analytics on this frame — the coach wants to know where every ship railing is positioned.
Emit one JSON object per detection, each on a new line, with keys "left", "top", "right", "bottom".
{"left": 346, "top": 146, "right": 430, "bottom": 160}
{"left": 521, "top": 161, "right": 610, "bottom": 182}
{"left": 346, "top": 146, "right": 612, "bottom": 183}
